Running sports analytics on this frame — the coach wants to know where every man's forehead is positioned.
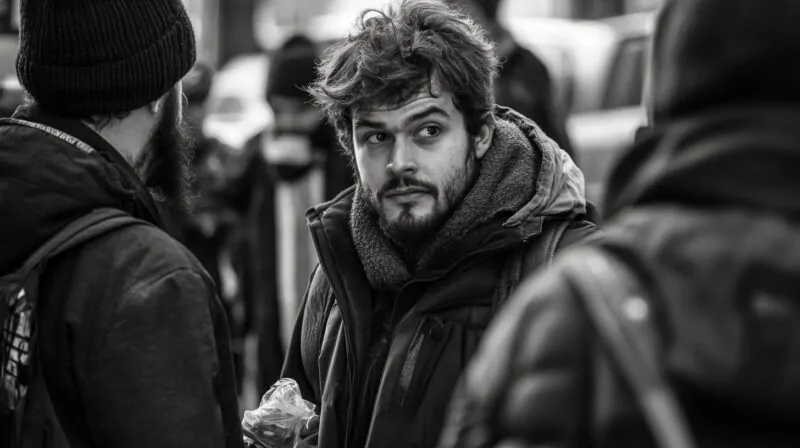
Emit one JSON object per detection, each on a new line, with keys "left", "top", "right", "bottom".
{"left": 353, "top": 90, "right": 457, "bottom": 123}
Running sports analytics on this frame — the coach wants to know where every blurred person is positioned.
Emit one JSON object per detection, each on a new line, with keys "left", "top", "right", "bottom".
{"left": 182, "top": 61, "right": 248, "bottom": 394}
{"left": 438, "top": 0, "right": 800, "bottom": 447}
{"left": 229, "top": 34, "right": 354, "bottom": 398}
{"left": 445, "top": 0, "right": 575, "bottom": 162}
{"left": 280, "top": 1, "right": 598, "bottom": 447}
{"left": 0, "top": 1, "right": 242, "bottom": 447}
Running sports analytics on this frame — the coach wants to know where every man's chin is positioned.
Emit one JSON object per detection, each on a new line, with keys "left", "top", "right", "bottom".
{"left": 379, "top": 211, "right": 441, "bottom": 246}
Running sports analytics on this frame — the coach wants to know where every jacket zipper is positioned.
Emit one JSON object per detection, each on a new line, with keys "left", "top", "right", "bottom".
{"left": 398, "top": 319, "right": 427, "bottom": 407}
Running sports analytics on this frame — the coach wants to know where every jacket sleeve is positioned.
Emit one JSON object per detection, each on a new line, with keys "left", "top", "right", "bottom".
{"left": 437, "top": 266, "right": 593, "bottom": 448}
{"left": 280, "top": 265, "right": 331, "bottom": 405}
{"left": 79, "top": 269, "right": 243, "bottom": 448}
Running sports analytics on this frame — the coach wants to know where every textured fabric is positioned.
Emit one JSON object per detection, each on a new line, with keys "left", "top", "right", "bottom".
{"left": 350, "top": 106, "right": 586, "bottom": 292}
{"left": 280, "top": 106, "right": 598, "bottom": 448}
{"left": 439, "top": 207, "right": 800, "bottom": 448}
{"left": 16, "top": 0, "right": 196, "bottom": 116}
{"left": 0, "top": 106, "right": 243, "bottom": 448}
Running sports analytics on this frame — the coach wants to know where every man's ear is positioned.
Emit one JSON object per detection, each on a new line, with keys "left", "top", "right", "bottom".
{"left": 149, "top": 96, "right": 165, "bottom": 115}
{"left": 474, "top": 112, "right": 495, "bottom": 160}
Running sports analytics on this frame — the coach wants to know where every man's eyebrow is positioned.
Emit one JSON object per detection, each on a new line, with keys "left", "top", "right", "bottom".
{"left": 402, "top": 106, "right": 449, "bottom": 127}
{"left": 353, "top": 105, "right": 450, "bottom": 130}
{"left": 353, "top": 117, "right": 386, "bottom": 129}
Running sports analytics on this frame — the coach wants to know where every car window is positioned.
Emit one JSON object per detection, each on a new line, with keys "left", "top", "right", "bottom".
{"left": 602, "top": 36, "right": 648, "bottom": 109}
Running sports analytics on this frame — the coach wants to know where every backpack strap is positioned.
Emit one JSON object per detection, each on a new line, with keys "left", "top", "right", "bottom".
{"left": 15, "top": 208, "right": 145, "bottom": 282}
{"left": 4, "top": 208, "right": 150, "bottom": 447}
{"left": 561, "top": 248, "right": 697, "bottom": 448}
{"left": 494, "top": 218, "right": 571, "bottom": 311}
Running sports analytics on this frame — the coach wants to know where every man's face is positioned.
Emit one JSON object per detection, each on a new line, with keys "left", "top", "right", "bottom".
{"left": 353, "top": 90, "right": 484, "bottom": 245}
{"left": 137, "top": 82, "right": 196, "bottom": 214}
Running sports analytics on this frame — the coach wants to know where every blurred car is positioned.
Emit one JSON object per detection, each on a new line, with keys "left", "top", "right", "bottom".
{"left": 509, "top": 12, "right": 655, "bottom": 209}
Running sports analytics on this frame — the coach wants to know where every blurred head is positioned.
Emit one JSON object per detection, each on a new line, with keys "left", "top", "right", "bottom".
{"left": 650, "top": 0, "right": 800, "bottom": 123}
{"left": 264, "top": 35, "right": 328, "bottom": 181}
{"left": 309, "top": 0, "right": 498, "bottom": 243}
{"left": 183, "top": 61, "right": 215, "bottom": 138}
{"left": 16, "top": 0, "right": 197, "bottom": 212}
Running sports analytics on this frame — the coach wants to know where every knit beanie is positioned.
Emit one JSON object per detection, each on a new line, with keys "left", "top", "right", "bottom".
{"left": 651, "top": 0, "right": 800, "bottom": 122}
{"left": 266, "top": 35, "right": 318, "bottom": 104}
{"left": 16, "top": 0, "right": 196, "bottom": 117}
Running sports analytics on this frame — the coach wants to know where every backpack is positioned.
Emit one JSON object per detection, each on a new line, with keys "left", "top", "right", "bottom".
{"left": 561, "top": 247, "right": 696, "bottom": 448}
{"left": 1, "top": 208, "right": 148, "bottom": 448}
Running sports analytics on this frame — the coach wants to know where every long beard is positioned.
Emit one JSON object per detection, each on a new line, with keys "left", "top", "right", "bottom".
{"left": 135, "top": 90, "right": 197, "bottom": 215}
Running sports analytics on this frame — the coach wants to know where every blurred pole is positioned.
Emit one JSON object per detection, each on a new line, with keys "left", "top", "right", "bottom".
{"left": 572, "top": 0, "right": 625, "bottom": 19}
{"left": 183, "top": 0, "right": 220, "bottom": 67}
{"left": 218, "top": 0, "right": 259, "bottom": 67}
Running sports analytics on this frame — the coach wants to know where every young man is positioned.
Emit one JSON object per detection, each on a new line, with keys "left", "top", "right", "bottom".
{"left": 280, "top": 1, "right": 598, "bottom": 447}
{"left": 438, "top": 0, "right": 800, "bottom": 447}
{"left": 0, "top": 1, "right": 242, "bottom": 447}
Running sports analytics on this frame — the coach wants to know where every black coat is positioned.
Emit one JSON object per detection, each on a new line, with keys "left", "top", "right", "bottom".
{"left": 438, "top": 106, "right": 800, "bottom": 448}
{"left": 0, "top": 106, "right": 243, "bottom": 448}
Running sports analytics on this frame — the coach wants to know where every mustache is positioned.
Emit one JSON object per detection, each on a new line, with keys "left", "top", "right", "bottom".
{"left": 378, "top": 174, "right": 437, "bottom": 199}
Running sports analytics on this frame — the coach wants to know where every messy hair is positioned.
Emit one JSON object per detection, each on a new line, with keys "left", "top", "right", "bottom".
{"left": 308, "top": 0, "right": 499, "bottom": 156}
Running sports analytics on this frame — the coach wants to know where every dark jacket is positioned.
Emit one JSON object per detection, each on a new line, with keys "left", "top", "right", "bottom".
{"left": 0, "top": 106, "right": 243, "bottom": 448}
{"left": 281, "top": 108, "right": 598, "bottom": 448}
{"left": 438, "top": 104, "right": 800, "bottom": 448}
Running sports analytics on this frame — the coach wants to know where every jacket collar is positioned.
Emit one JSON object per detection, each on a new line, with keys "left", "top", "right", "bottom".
{"left": 12, "top": 104, "right": 165, "bottom": 228}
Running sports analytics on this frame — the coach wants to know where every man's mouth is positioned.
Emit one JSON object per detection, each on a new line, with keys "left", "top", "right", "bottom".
{"left": 384, "top": 186, "right": 430, "bottom": 198}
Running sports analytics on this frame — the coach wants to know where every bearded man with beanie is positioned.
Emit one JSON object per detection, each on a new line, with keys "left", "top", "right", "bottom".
{"left": 0, "top": 1, "right": 243, "bottom": 447}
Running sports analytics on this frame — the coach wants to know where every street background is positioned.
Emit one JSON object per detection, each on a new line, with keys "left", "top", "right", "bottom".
{"left": 0, "top": 0, "right": 663, "bottom": 411}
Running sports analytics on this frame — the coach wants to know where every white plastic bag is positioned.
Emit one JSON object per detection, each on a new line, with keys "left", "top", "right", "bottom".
{"left": 242, "top": 378, "right": 317, "bottom": 448}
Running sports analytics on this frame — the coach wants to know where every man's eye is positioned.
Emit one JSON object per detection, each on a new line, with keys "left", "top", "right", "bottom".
{"left": 417, "top": 126, "right": 441, "bottom": 138}
{"left": 366, "top": 133, "right": 388, "bottom": 144}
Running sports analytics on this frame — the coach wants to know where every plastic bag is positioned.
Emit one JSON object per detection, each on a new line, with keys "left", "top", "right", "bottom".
{"left": 242, "top": 378, "right": 317, "bottom": 448}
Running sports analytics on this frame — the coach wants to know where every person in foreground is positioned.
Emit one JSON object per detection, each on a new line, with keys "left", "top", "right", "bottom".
{"left": 0, "top": 0, "right": 242, "bottom": 447}
{"left": 279, "top": 1, "right": 598, "bottom": 447}
{"left": 438, "top": 0, "right": 800, "bottom": 447}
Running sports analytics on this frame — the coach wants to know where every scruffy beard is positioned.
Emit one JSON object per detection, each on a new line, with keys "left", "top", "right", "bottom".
{"left": 361, "top": 142, "right": 478, "bottom": 253}
{"left": 135, "top": 88, "right": 197, "bottom": 215}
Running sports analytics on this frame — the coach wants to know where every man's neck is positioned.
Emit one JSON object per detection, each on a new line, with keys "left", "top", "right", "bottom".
{"left": 83, "top": 112, "right": 154, "bottom": 169}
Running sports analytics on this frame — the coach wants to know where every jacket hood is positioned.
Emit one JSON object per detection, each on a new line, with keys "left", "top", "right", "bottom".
{"left": 0, "top": 105, "right": 164, "bottom": 274}
{"left": 605, "top": 105, "right": 800, "bottom": 219}
{"left": 315, "top": 106, "right": 586, "bottom": 292}
{"left": 496, "top": 107, "right": 586, "bottom": 226}
{"left": 650, "top": 0, "right": 800, "bottom": 122}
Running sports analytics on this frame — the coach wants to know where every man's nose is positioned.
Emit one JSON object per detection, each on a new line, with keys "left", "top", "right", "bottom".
{"left": 387, "top": 138, "right": 418, "bottom": 176}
